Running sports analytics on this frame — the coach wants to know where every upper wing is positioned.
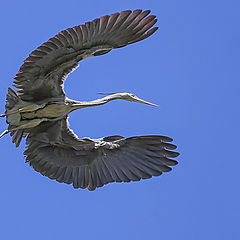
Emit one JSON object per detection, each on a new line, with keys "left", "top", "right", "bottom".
{"left": 13, "top": 10, "right": 158, "bottom": 102}
{"left": 24, "top": 118, "right": 179, "bottom": 190}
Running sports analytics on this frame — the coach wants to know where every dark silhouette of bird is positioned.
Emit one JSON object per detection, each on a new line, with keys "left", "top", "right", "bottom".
{"left": 0, "top": 10, "right": 179, "bottom": 190}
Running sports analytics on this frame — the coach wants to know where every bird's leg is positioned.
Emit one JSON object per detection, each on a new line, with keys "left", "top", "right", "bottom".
{"left": 0, "top": 111, "right": 18, "bottom": 117}
{"left": 0, "top": 117, "right": 48, "bottom": 139}
{"left": 0, "top": 127, "right": 21, "bottom": 138}
{"left": 18, "top": 103, "right": 46, "bottom": 113}
{"left": 0, "top": 130, "right": 9, "bottom": 138}
{"left": 0, "top": 109, "right": 23, "bottom": 117}
{"left": 0, "top": 103, "right": 46, "bottom": 118}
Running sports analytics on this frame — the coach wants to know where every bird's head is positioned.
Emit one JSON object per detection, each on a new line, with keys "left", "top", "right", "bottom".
{"left": 113, "top": 92, "right": 159, "bottom": 107}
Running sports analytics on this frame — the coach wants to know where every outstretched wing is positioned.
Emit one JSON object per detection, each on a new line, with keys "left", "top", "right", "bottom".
{"left": 13, "top": 10, "right": 158, "bottom": 102}
{"left": 24, "top": 118, "right": 179, "bottom": 190}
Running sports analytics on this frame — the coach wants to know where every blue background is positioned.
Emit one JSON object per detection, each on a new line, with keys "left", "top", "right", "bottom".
{"left": 0, "top": 0, "right": 239, "bottom": 239}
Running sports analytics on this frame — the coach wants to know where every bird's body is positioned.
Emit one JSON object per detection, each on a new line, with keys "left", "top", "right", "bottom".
{"left": 2, "top": 91, "right": 159, "bottom": 134}
{"left": 0, "top": 10, "right": 179, "bottom": 190}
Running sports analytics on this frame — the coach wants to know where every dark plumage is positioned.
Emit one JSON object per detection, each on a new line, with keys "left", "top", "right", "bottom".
{"left": 0, "top": 10, "right": 179, "bottom": 190}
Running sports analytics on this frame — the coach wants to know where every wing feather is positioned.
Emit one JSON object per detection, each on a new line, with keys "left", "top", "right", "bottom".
{"left": 78, "top": 166, "right": 87, "bottom": 189}
{"left": 13, "top": 9, "right": 158, "bottom": 101}
{"left": 97, "top": 157, "right": 115, "bottom": 184}
{"left": 72, "top": 167, "right": 79, "bottom": 189}
{"left": 24, "top": 118, "right": 179, "bottom": 190}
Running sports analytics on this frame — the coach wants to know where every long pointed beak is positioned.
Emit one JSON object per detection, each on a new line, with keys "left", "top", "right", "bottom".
{"left": 136, "top": 97, "right": 160, "bottom": 107}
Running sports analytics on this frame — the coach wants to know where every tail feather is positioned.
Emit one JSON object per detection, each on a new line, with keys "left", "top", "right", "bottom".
{"left": 10, "top": 129, "right": 24, "bottom": 147}
{"left": 5, "top": 88, "right": 25, "bottom": 147}
{"left": 6, "top": 87, "right": 19, "bottom": 110}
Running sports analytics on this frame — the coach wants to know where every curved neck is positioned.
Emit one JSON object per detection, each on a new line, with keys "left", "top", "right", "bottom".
{"left": 68, "top": 94, "right": 122, "bottom": 110}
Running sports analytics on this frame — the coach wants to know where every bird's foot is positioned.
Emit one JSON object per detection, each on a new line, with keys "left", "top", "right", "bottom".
{"left": 0, "top": 130, "right": 9, "bottom": 138}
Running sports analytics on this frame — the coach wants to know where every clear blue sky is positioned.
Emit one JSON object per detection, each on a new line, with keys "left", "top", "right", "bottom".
{"left": 0, "top": 0, "right": 239, "bottom": 239}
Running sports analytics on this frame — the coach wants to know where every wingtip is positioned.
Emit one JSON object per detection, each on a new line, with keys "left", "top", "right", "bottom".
{"left": 143, "top": 9, "right": 151, "bottom": 15}
{"left": 147, "top": 27, "right": 159, "bottom": 36}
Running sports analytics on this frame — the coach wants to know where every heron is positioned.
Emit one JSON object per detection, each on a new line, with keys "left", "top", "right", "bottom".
{"left": 0, "top": 9, "right": 179, "bottom": 190}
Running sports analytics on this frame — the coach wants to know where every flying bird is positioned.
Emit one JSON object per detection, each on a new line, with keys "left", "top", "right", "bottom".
{"left": 0, "top": 10, "right": 179, "bottom": 190}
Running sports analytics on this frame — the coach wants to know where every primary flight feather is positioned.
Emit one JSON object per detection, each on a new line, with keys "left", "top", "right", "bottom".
{"left": 0, "top": 10, "right": 179, "bottom": 190}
